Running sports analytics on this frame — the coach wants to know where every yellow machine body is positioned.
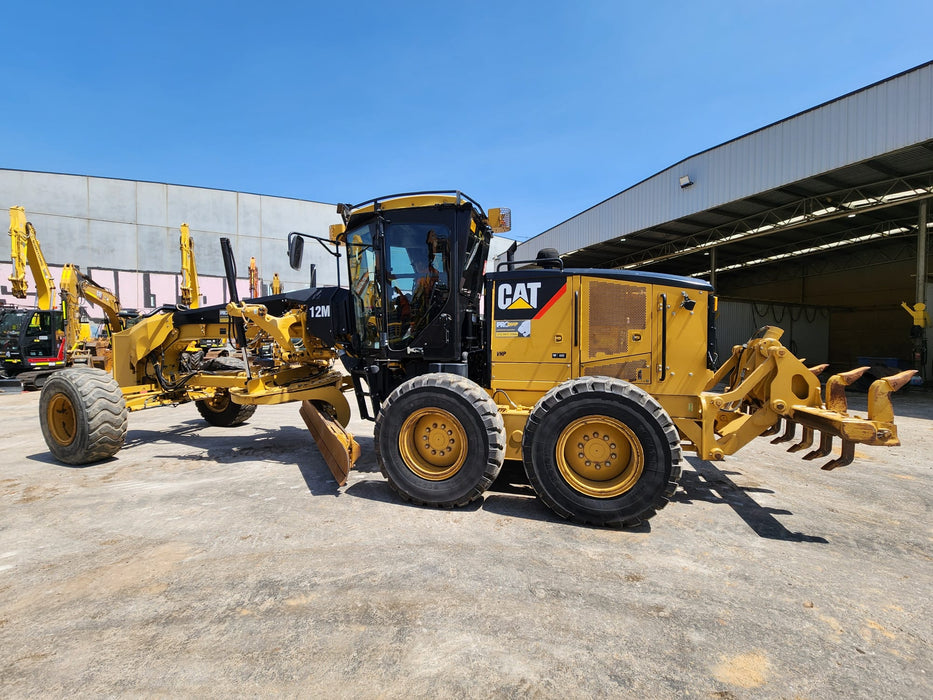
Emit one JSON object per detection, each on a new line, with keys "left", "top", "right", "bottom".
{"left": 486, "top": 269, "right": 913, "bottom": 470}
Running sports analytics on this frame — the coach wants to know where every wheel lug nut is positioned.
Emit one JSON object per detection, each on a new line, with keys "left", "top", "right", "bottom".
{"left": 585, "top": 461, "right": 591, "bottom": 466}
{"left": 611, "top": 453, "right": 617, "bottom": 459}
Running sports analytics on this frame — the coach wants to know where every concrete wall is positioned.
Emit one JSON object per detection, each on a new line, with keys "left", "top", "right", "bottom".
{"left": 0, "top": 169, "right": 342, "bottom": 312}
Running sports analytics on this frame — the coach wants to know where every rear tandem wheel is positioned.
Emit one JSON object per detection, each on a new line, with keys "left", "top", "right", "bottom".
{"left": 522, "top": 376, "right": 682, "bottom": 527}
{"left": 374, "top": 373, "right": 506, "bottom": 508}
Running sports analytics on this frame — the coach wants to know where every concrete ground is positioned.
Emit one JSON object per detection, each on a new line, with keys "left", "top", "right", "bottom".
{"left": 0, "top": 387, "right": 930, "bottom": 698}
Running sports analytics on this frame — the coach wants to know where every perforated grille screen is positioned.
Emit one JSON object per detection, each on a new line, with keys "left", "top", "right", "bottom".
{"left": 585, "top": 280, "right": 647, "bottom": 359}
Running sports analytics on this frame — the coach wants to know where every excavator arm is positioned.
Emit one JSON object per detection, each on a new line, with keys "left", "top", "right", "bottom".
{"left": 179, "top": 223, "right": 200, "bottom": 309}
{"left": 8, "top": 207, "right": 57, "bottom": 310}
{"left": 60, "top": 264, "right": 124, "bottom": 354}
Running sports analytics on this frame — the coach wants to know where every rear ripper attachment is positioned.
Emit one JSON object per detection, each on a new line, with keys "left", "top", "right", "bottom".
{"left": 679, "top": 327, "right": 916, "bottom": 471}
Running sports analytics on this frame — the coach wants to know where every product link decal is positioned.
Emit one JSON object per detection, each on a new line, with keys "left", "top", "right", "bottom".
{"left": 495, "top": 320, "right": 531, "bottom": 338}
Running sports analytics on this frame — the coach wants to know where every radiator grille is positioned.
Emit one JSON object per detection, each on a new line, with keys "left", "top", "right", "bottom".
{"left": 585, "top": 280, "right": 647, "bottom": 359}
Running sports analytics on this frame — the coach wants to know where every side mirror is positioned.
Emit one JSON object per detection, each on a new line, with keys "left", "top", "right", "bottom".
{"left": 288, "top": 232, "right": 304, "bottom": 271}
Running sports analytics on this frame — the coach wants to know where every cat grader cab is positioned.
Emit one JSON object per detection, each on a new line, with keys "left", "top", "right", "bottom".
{"left": 38, "top": 192, "right": 915, "bottom": 527}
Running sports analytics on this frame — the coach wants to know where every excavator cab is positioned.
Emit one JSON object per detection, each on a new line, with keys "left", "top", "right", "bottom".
{"left": 0, "top": 308, "right": 65, "bottom": 375}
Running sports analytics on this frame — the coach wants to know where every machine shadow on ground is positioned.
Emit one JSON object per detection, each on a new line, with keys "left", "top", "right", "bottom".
{"left": 675, "top": 457, "right": 829, "bottom": 543}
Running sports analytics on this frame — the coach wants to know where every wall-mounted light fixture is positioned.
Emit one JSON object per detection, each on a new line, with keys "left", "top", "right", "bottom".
{"left": 679, "top": 175, "right": 693, "bottom": 188}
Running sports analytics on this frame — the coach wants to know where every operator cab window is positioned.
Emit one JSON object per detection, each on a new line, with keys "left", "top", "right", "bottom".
{"left": 386, "top": 223, "right": 450, "bottom": 349}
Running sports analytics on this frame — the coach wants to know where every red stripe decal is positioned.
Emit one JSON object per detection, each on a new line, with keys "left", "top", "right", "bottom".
{"left": 533, "top": 283, "right": 567, "bottom": 320}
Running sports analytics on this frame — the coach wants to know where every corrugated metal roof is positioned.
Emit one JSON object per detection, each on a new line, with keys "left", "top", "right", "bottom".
{"left": 516, "top": 62, "right": 933, "bottom": 265}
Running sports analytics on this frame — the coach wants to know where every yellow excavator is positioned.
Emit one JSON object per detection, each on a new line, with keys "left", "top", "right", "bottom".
{"left": 58, "top": 263, "right": 127, "bottom": 372}
{"left": 7, "top": 206, "right": 57, "bottom": 311}
{"left": 3, "top": 207, "right": 129, "bottom": 387}
{"left": 2, "top": 208, "right": 68, "bottom": 384}
{"left": 179, "top": 223, "right": 201, "bottom": 309}
{"left": 37, "top": 192, "right": 916, "bottom": 528}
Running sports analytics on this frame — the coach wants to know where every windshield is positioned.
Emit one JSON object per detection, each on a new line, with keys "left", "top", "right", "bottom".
{"left": 345, "top": 222, "right": 382, "bottom": 351}
{"left": 0, "top": 310, "right": 27, "bottom": 335}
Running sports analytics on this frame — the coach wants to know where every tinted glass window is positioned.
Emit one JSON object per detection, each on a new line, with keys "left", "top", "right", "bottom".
{"left": 385, "top": 223, "right": 450, "bottom": 349}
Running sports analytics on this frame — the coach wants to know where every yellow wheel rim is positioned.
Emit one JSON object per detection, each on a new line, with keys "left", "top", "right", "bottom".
{"left": 398, "top": 408, "right": 468, "bottom": 481}
{"left": 205, "top": 392, "right": 230, "bottom": 412}
{"left": 555, "top": 415, "right": 644, "bottom": 498}
{"left": 47, "top": 393, "right": 78, "bottom": 447}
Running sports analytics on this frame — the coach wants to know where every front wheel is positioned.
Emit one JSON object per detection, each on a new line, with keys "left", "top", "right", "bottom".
{"left": 522, "top": 376, "right": 681, "bottom": 527}
{"left": 374, "top": 373, "right": 505, "bottom": 507}
{"left": 195, "top": 389, "right": 257, "bottom": 427}
{"left": 39, "top": 368, "right": 127, "bottom": 465}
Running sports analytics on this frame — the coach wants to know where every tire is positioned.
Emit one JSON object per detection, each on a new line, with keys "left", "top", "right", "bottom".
{"left": 522, "top": 376, "right": 682, "bottom": 527}
{"left": 195, "top": 389, "right": 257, "bottom": 427}
{"left": 374, "top": 373, "right": 505, "bottom": 507}
{"left": 39, "top": 367, "right": 127, "bottom": 465}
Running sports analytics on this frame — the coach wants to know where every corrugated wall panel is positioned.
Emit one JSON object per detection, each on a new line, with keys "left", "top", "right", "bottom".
{"left": 521, "top": 63, "right": 933, "bottom": 260}
{"left": 715, "top": 301, "right": 830, "bottom": 368}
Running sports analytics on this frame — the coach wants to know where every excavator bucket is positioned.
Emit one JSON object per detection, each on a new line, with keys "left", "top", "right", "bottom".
{"left": 299, "top": 400, "right": 361, "bottom": 485}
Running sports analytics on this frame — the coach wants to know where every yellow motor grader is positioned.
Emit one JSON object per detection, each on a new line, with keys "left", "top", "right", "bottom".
{"left": 38, "top": 192, "right": 914, "bottom": 526}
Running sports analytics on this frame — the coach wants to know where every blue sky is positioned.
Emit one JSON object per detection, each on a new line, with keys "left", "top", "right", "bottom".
{"left": 3, "top": 1, "right": 931, "bottom": 240}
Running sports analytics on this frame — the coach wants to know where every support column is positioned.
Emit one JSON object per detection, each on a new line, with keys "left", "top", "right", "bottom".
{"left": 710, "top": 247, "right": 718, "bottom": 290}
{"left": 915, "top": 201, "right": 929, "bottom": 381}
{"left": 918, "top": 200, "right": 928, "bottom": 307}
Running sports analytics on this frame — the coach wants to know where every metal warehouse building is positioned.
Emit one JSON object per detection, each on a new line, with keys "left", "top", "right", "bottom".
{"left": 510, "top": 61, "right": 933, "bottom": 378}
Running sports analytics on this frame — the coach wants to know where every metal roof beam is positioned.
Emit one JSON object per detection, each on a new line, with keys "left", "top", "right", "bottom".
{"left": 602, "top": 172, "right": 933, "bottom": 269}
{"left": 689, "top": 217, "right": 918, "bottom": 278}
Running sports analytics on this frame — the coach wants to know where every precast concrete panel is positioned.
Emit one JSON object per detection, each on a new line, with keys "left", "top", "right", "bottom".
{"left": 259, "top": 196, "right": 334, "bottom": 239}
{"left": 259, "top": 195, "right": 342, "bottom": 289}
{"left": 0, "top": 170, "right": 29, "bottom": 210}
{"left": 237, "top": 192, "right": 262, "bottom": 238}
{"left": 88, "top": 178, "right": 137, "bottom": 223}
{"left": 187, "top": 228, "right": 229, "bottom": 278}
{"left": 166, "top": 185, "right": 239, "bottom": 234}
{"left": 8, "top": 171, "right": 88, "bottom": 219}
{"left": 137, "top": 225, "right": 178, "bottom": 273}
{"left": 136, "top": 182, "right": 169, "bottom": 226}
{"left": 27, "top": 213, "right": 89, "bottom": 266}
{"left": 90, "top": 220, "right": 138, "bottom": 271}
{"left": 259, "top": 236, "right": 290, "bottom": 286}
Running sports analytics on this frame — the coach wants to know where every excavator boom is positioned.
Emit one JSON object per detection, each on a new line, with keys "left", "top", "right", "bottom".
{"left": 8, "top": 207, "right": 56, "bottom": 310}
{"left": 179, "top": 223, "right": 200, "bottom": 308}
